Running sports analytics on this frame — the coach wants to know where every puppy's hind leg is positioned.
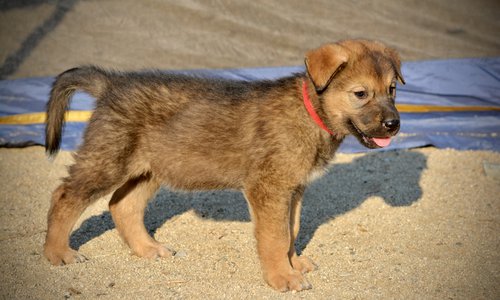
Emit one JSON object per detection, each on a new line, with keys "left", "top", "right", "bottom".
{"left": 44, "top": 183, "right": 90, "bottom": 265}
{"left": 44, "top": 165, "right": 122, "bottom": 265}
{"left": 44, "top": 140, "right": 132, "bottom": 266}
{"left": 109, "top": 173, "right": 174, "bottom": 259}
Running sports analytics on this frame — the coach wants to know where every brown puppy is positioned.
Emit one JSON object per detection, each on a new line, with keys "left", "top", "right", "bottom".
{"left": 44, "top": 39, "right": 404, "bottom": 292}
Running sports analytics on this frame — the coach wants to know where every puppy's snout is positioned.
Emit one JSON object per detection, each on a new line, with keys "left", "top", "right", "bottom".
{"left": 383, "top": 119, "right": 400, "bottom": 131}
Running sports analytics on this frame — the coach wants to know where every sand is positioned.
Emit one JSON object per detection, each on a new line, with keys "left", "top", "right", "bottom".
{"left": 0, "top": 0, "right": 499, "bottom": 299}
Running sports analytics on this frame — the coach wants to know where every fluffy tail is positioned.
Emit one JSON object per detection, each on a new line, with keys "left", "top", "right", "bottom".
{"left": 45, "top": 66, "right": 109, "bottom": 157}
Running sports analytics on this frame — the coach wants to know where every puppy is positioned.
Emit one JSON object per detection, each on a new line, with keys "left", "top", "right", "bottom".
{"left": 44, "top": 39, "right": 404, "bottom": 292}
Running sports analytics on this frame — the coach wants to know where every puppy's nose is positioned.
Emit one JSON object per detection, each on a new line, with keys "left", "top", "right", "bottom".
{"left": 383, "top": 119, "right": 400, "bottom": 130}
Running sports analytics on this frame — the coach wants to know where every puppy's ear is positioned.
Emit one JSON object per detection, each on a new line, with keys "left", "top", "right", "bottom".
{"left": 305, "top": 44, "right": 349, "bottom": 93}
{"left": 384, "top": 47, "right": 405, "bottom": 85}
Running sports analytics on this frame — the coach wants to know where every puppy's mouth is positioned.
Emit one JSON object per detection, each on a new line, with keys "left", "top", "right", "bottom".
{"left": 349, "top": 121, "right": 394, "bottom": 149}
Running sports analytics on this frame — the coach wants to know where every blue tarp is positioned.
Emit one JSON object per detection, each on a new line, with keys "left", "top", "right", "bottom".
{"left": 0, "top": 58, "right": 499, "bottom": 152}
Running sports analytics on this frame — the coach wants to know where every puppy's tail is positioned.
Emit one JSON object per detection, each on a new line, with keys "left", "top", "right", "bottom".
{"left": 45, "top": 66, "right": 109, "bottom": 158}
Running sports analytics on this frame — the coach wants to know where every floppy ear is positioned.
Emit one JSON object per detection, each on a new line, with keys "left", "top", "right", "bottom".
{"left": 384, "top": 47, "right": 405, "bottom": 85}
{"left": 304, "top": 44, "right": 349, "bottom": 93}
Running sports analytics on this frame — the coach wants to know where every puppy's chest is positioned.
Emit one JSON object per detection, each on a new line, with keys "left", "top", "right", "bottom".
{"left": 306, "top": 141, "right": 338, "bottom": 183}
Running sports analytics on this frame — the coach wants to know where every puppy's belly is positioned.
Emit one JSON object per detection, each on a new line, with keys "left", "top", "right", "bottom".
{"left": 149, "top": 151, "right": 246, "bottom": 190}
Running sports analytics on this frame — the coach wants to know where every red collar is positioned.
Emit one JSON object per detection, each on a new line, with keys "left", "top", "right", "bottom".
{"left": 302, "top": 80, "right": 334, "bottom": 135}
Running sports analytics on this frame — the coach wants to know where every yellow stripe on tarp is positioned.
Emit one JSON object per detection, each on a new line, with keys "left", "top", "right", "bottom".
{"left": 0, "top": 104, "right": 499, "bottom": 125}
{"left": 396, "top": 104, "right": 500, "bottom": 113}
{"left": 0, "top": 111, "right": 93, "bottom": 125}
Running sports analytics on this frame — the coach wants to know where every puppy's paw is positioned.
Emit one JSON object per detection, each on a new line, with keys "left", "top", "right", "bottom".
{"left": 133, "top": 242, "right": 175, "bottom": 259}
{"left": 44, "top": 246, "right": 87, "bottom": 266}
{"left": 291, "top": 255, "right": 318, "bottom": 274}
{"left": 266, "top": 270, "right": 312, "bottom": 292}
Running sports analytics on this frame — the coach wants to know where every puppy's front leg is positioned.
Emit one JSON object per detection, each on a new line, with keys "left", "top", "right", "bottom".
{"left": 289, "top": 186, "right": 317, "bottom": 274}
{"left": 245, "top": 183, "right": 312, "bottom": 292}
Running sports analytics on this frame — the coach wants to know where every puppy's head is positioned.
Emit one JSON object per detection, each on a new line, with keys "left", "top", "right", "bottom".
{"left": 305, "top": 39, "right": 405, "bottom": 149}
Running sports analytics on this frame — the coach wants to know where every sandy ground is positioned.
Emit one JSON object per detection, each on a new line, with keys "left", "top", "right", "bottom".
{"left": 0, "top": 0, "right": 499, "bottom": 299}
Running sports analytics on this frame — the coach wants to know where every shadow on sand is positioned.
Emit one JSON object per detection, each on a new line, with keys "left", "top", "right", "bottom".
{"left": 70, "top": 150, "right": 427, "bottom": 253}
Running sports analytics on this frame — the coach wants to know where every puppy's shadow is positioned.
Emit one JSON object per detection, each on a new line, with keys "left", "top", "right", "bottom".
{"left": 70, "top": 150, "right": 426, "bottom": 252}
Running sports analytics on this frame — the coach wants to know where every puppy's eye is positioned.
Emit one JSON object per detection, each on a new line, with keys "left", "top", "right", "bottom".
{"left": 389, "top": 83, "right": 396, "bottom": 97}
{"left": 354, "top": 91, "right": 368, "bottom": 99}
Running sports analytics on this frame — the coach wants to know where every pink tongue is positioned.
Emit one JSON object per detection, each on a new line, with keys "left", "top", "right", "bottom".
{"left": 372, "top": 137, "right": 391, "bottom": 147}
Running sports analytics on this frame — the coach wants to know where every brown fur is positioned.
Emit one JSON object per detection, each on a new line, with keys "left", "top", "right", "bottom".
{"left": 44, "top": 39, "right": 404, "bottom": 292}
